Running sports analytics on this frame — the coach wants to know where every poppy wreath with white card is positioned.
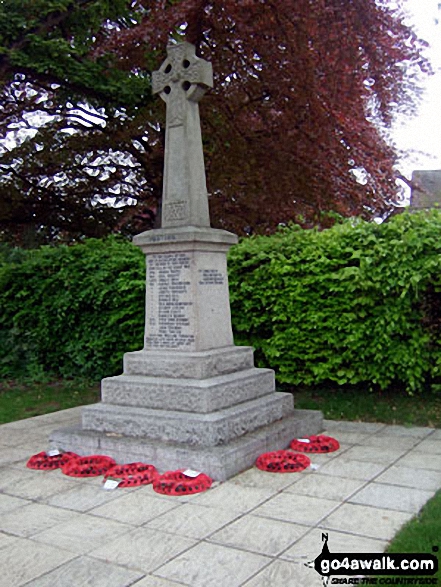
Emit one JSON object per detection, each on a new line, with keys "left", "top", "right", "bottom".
{"left": 104, "top": 463, "right": 159, "bottom": 487}
{"left": 153, "top": 470, "right": 213, "bottom": 495}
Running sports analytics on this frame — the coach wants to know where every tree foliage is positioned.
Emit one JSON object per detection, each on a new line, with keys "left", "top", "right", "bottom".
{"left": 0, "top": 0, "right": 164, "bottom": 245}
{"left": 0, "top": 0, "right": 431, "bottom": 244}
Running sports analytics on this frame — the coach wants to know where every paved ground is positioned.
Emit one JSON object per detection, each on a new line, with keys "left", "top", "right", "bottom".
{"left": 0, "top": 408, "right": 441, "bottom": 587}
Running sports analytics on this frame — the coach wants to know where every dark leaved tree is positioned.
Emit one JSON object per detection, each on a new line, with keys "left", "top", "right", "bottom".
{"left": 0, "top": 0, "right": 431, "bottom": 244}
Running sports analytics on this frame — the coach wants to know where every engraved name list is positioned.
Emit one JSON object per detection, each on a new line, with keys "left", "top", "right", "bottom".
{"left": 145, "top": 253, "right": 195, "bottom": 349}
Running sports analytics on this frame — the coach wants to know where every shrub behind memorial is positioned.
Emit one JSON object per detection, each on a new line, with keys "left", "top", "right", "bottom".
{"left": 0, "top": 236, "right": 145, "bottom": 380}
{"left": 228, "top": 210, "right": 441, "bottom": 393}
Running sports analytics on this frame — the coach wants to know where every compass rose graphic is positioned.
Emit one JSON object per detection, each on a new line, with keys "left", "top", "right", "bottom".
{"left": 304, "top": 533, "right": 331, "bottom": 587}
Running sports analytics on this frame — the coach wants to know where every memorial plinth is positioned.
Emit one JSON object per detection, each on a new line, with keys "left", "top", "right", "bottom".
{"left": 50, "top": 42, "right": 322, "bottom": 480}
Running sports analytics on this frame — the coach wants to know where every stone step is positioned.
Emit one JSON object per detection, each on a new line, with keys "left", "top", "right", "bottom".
{"left": 50, "top": 409, "right": 323, "bottom": 481}
{"left": 102, "top": 368, "right": 275, "bottom": 413}
{"left": 81, "top": 392, "right": 294, "bottom": 447}
{"left": 123, "top": 345, "right": 255, "bottom": 379}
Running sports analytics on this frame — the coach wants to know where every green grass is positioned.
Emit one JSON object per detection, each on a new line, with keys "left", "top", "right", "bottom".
{"left": 375, "top": 490, "right": 441, "bottom": 582}
{"left": 290, "top": 385, "right": 441, "bottom": 428}
{"left": 0, "top": 378, "right": 100, "bottom": 424}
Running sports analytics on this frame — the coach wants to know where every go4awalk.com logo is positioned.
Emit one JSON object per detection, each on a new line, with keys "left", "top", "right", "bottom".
{"left": 305, "top": 534, "right": 439, "bottom": 586}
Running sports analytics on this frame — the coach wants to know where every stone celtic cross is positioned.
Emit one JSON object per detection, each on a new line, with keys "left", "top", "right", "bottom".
{"left": 152, "top": 42, "right": 213, "bottom": 228}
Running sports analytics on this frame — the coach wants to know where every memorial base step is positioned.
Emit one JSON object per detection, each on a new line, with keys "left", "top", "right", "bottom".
{"left": 123, "top": 346, "right": 255, "bottom": 379}
{"left": 81, "top": 392, "right": 294, "bottom": 446}
{"left": 101, "top": 368, "right": 275, "bottom": 413}
{"left": 50, "top": 409, "right": 323, "bottom": 481}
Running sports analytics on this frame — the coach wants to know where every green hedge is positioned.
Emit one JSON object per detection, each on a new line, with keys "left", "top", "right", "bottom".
{"left": 0, "top": 236, "right": 145, "bottom": 380}
{"left": 228, "top": 210, "right": 441, "bottom": 392}
{"left": 2, "top": 211, "right": 441, "bottom": 391}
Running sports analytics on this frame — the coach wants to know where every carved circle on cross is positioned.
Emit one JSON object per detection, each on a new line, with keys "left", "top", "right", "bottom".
{"left": 152, "top": 42, "right": 213, "bottom": 105}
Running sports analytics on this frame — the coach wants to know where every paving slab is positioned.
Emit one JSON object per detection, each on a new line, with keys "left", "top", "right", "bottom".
{"left": 0, "top": 445, "right": 39, "bottom": 466}
{"left": 0, "top": 425, "right": 64, "bottom": 447}
{"left": 299, "top": 452, "right": 343, "bottom": 467}
{"left": 241, "top": 559, "right": 312, "bottom": 587}
{"left": 32, "top": 513, "right": 132, "bottom": 555}
{"left": 152, "top": 541, "right": 270, "bottom": 587}
{"left": 0, "top": 407, "right": 82, "bottom": 431}
{"left": 0, "top": 466, "right": 47, "bottom": 492}
{"left": 90, "top": 527, "right": 197, "bottom": 574}
{"left": 320, "top": 430, "right": 372, "bottom": 445}
{"left": 339, "top": 445, "right": 409, "bottom": 464}
{"left": 0, "top": 418, "right": 44, "bottom": 431}
{"left": 144, "top": 502, "right": 241, "bottom": 540}
{"left": 208, "top": 514, "right": 308, "bottom": 556}
{"left": 90, "top": 491, "right": 182, "bottom": 526}
{"left": 194, "top": 482, "right": 276, "bottom": 512}
{"left": 375, "top": 464, "right": 441, "bottom": 490}
{"left": 321, "top": 503, "right": 413, "bottom": 540}
{"left": 0, "top": 493, "right": 30, "bottom": 515}
{"left": 362, "top": 434, "right": 420, "bottom": 450}
{"left": 43, "top": 469, "right": 112, "bottom": 487}
{"left": 412, "top": 438, "right": 441, "bottom": 454}
{"left": 315, "top": 457, "right": 387, "bottom": 480}
{"left": 323, "top": 420, "right": 386, "bottom": 434}
{"left": 252, "top": 493, "right": 341, "bottom": 526}
{"left": 398, "top": 451, "right": 441, "bottom": 471}
{"left": 348, "top": 482, "right": 435, "bottom": 513}
{"left": 1, "top": 469, "right": 78, "bottom": 501}
{"left": 228, "top": 466, "right": 300, "bottom": 491}
{"left": 0, "top": 539, "right": 76, "bottom": 587}
{"left": 0, "top": 502, "right": 78, "bottom": 538}
{"left": 0, "top": 427, "right": 43, "bottom": 446}
{"left": 22, "top": 556, "right": 144, "bottom": 587}
{"left": 132, "top": 577, "right": 185, "bottom": 587}
{"left": 44, "top": 482, "right": 129, "bottom": 512}
{"left": 375, "top": 424, "right": 434, "bottom": 439}
{"left": 284, "top": 473, "right": 366, "bottom": 501}
{"left": 0, "top": 531, "right": 19, "bottom": 551}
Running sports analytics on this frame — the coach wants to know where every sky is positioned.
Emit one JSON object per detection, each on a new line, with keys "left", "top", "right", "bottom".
{"left": 393, "top": 0, "right": 441, "bottom": 180}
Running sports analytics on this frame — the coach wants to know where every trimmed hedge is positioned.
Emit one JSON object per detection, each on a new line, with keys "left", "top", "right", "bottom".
{"left": 1, "top": 210, "right": 441, "bottom": 391}
{"left": 0, "top": 236, "right": 145, "bottom": 380}
{"left": 228, "top": 210, "right": 441, "bottom": 392}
